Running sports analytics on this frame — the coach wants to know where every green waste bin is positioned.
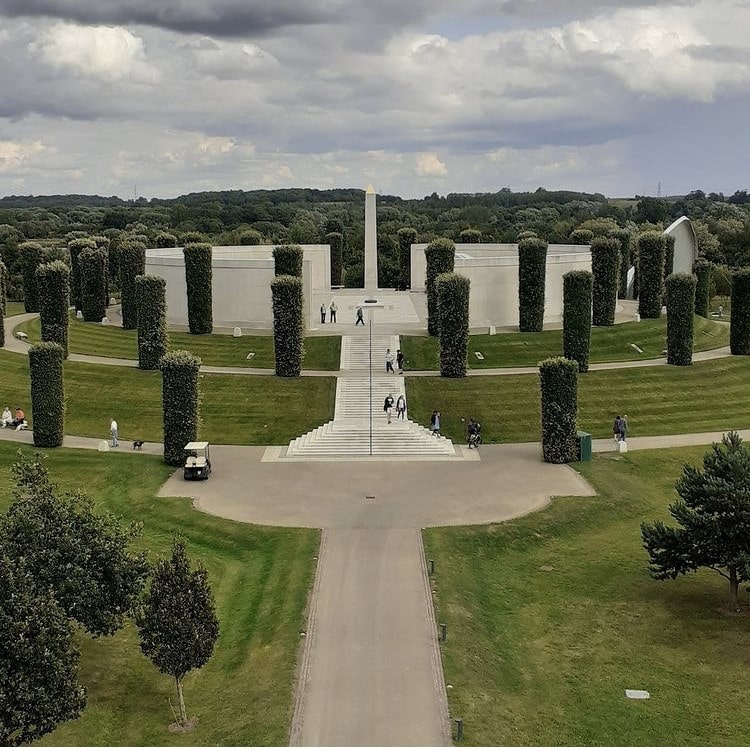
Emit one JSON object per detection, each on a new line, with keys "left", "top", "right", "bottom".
{"left": 577, "top": 431, "right": 592, "bottom": 462}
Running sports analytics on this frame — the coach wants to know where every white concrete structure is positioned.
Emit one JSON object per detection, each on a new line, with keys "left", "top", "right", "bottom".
{"left": 364, "top": 185, "right": 378, "bottom": 292}
{"left": 663, "top": 216, "right": 698, "bottom": 274}
{"left": 410, "top": 243, "right": 592, "bottom": 328}
{"left": 144, "top": 245, "right": 331, "bottom": 330}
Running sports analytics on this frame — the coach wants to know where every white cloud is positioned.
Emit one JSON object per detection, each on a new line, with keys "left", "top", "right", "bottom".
{"left": 31, "top": 23, "right": 155, "bottom": 81}
{"left": 415, "top": 153, "right": 448, "bottom": 177}
{"left": 0, "top": 140, "right": 46, "bottom": 172}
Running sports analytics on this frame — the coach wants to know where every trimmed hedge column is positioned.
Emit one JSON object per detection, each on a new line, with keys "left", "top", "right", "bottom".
{"left": 613, "top": 230, "right": 631, "bottom": 298}
{"left": 665, "top": 273, "right": 696, "bottom": 366}
{"left": 436, "top": 272, "right": 470, "bottom": 377}
{"left": 663, "top": 234, "right": 676, "bottom": 280}
{"left": 539, "top": 357, "right": 578, "bottom": 464}
{"left": 79, "top": 248, "right": 108, "bottom": 322}
{"left": 730, "top": 268, "right": 750, "bottom": 355}
{"left": 325, "top": 232, "right": 344, "bottom": 287}
{"left": 570, "top": 229, "right": 593, "bottom": 245}
{"left": 0, "top": 259, "right": 8, "bottom": 315}
{"left": 161, "top": 350, "right": 201, "bottom": 467}
{"left": 518, "top": 237, "right": 548, "bottom": 332}
{"left": 397, "top": 228, "right": 417, "bottom": 290}
{"left": 273, "top": 245, "right": 303, "bottom": 277}
{"left": 136, "top": 275, "right": 169, "bottom": 370}
{"left": 36, "top": 261, "right": 70, "bottom": 358}
{"left": 271, "top": 275, "right": 304, "bottom": 377}
{"left": 28, "top": 341, "right": 65, "bottom": 448}
{"left": 20, "top": 241, "right": 45, "bottom": 313}
{"left": 425, "top": 238, "right": 456, "bottom": 336}
{"left": 119, "top": 241, "right": 146, "bottom": 330}
{"left": 68, "top": 237, "right": 96, "bottom": 311}
{"left": 563, "top": 270, "right": 593, "bottom": 372}
{"left": 183, "top": 243, "right": 213, "bottom": 334}
{"left": 590, "top": 236, "right": 620, "bottom": 326}
{"left": 637, "top": 231, "right": 666, "bottom": 318}
{"left": 693, "top": 259, "right": 711, "bottom": 318}
{"left": 459, "top": 228, "right": 481, "bottom": 243}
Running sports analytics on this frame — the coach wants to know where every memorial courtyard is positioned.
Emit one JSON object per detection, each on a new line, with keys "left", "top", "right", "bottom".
{"left": 3, "top": 284, "right": 750, "bottom": 745}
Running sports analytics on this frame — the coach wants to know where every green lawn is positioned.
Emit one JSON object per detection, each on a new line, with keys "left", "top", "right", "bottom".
{"left": 5, "top": 301, "right": 25, "bottom": 317}
{"left": 0, "top": 350, "right": 335, "bottom": 444}
{"left": 406, "top": 355, "right": 750, "bottom": 443}
{"left": 424, "top": 446, "right": 750, "bottom": 745}
{"left": 17, "top": 313, "right": 341, "bottom": 370}
{"left": 400, "top": 316, "right": 728, "bottom": 370}
{"left": 0, "top": 444, "right": 318, "bottom": 745}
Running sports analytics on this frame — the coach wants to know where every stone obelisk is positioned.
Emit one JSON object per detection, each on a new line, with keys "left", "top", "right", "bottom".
{"left": 364, "top": 185, "right": 378, "bottom": 293}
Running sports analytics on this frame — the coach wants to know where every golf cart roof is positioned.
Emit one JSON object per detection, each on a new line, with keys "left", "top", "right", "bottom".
{"left": 184, "top": 441, "right": 209, "bottom": 451}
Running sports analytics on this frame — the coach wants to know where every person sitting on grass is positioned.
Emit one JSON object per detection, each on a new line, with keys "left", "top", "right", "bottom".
{"left": 0, "top": 406, "right": 11, "bottom": 428}
{"left": 11, "top": 406, "right": 25, "bottom": 429}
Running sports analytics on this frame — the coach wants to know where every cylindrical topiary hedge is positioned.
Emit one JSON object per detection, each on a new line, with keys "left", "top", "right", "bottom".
{"left": 183, "top": 243, "right": 213, "bottom": 335}
{"left": 271, "top": 275, "right": 304, "bottom": 377}
{"left": 539, "top": 357, "right": 578, "bottom": 464}
{"left": 730, "top": 268, "right": 750, "bottom": 355}
{"left": 36, "top": 261, "right": 70, "bottom": 358}
{"left": 570, "top": 229, "right": 594, "bottom": 245}
{"left": 665, "top": 273, "right": 696, "bottom": 366}
{"left": 68, "top": 238, "right": 97, "bottom": 311}
{"left": 28, "top": 341, "right": 65, "bottom": 448}
{"left": 325, "top": 232, "right": 344, "bottom": 287}
{"left": 693, "top": 259, "right": 711, "bottom": 318}
{"left": 397, "top": 228, "right": 417, "bottom": 290}
{"left": 273, "top": 245, "right": 303, "bottom": 278}
{"left": 563, "top": 270, "right": 593, "bottom": 372}
{"left": 459, "top": 228, "right": 481, "bottom": 243}
{"left": 425, "top": 238, "right": 456, "bottom": 336}
{"left": 0, "top": 259, "right": 8, "bottom": 315}
{"left": 19, "top": 241, "right": 45, "bottom": 313}
{"left": 436, "top": 272, "right": 470, "bottom": 377}
{"left": 136, "top": 274, "right": 169, "bottom": 370}
{"left": 78, "top": 247, "right": 108, "bottom": 322}
{"left": 518, "top": 237, "right": 548, "bottom": 332}
{"left": 631, "top": 242, "right": 640, "bottom": 300}
{"left": 119, "top": 240, "right": 146, "bottom": 330}
{"left": 161, "top": 350, "right": 202, "bottom": 467}
{"left": 637, "top": 231, "right": 666, "bottom": 318}
{"left": 663, "top": 234, "right": 676, "bottom": 280}
{"left": 590, "top": 236, "right": 620, "bottom": 326}
{"left": 613, "top": 229, "right": 631, "bottom": 298}
{"left": 155, "top": 232, "right": 177, "bottom": 248}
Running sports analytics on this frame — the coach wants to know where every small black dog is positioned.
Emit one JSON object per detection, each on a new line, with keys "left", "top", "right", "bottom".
{"left": 132, "top": 440, "right": 144, "bottom": 450}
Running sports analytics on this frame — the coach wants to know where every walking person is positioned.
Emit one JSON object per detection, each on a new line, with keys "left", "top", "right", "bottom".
{"left": 320, "top": 303, "right": 326, "bottom": 324}
{"left": 355, "top": 306, "right": 365, "bottom": 325}
{"left": 329, "top": 300, "right": 337, "bottom": 323}
{"left": 430, "top": 410, "right": 441, "bottom": 437}
{"left": 385, "top": 348, "right": 395, "bottom": 373}
{"left": 110, "top": 417, "right": 119, "bottom": 447}
{"left": 620, "top": 414, "right": 629, "bottom": 441}
{"left": 612, "top": 414, "right": 622, "bottom": 443}
{"left": 396, "top": 394, "right": 406, "bottom": 420}
{"left": 383, "top": 393, "right": 394, "bottom": 424}
{"left": 396, "top": 349, "right": 405, "bottom": 374}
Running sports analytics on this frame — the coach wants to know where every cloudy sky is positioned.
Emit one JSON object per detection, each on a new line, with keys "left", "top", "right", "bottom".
{"left": 0, "top": 0, "right": 748, "bottom": 199}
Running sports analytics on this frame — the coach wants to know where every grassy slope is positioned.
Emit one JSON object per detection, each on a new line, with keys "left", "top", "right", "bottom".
{"left": 407, "top": 355, "right": 750, "bottom": 443}
{"left": 425, "top": 447, "right": 750, "bottom": 746}
{"left": 400, "top": 316, "right": 728, "bottom": 370}
{"left": 0, "top": 445, "right": 318, "bottom": 746}
{"left": 5, "top": 301, "right": 26, "bottom": 317}
{"left": 18, "top": 314, "right": 341, "bottom": 370}
{"left": 0, "top": 350, "right": 335, "bottom": 444}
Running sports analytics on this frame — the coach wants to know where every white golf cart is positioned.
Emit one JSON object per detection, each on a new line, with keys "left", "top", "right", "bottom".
{"left": 183, "top": 441, "right": 212, "bottom": 480}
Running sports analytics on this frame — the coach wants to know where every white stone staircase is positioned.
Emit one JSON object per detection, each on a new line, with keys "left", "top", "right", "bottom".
{"left": 285, "top": 331, "right": 456, "bottom": 458}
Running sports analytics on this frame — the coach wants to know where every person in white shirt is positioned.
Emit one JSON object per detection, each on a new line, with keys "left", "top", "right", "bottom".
{"left": 1, "top": 406, "right": 11, "bottom": 428}
{"left": 110, "top": 417, "right": 119, "bottom": 447}
{"left": 385, "top": 348, "right": 395, "bottom": 373}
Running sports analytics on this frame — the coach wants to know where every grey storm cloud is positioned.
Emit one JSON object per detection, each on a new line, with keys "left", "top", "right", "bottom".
{"left": 0, "top": 0, "right": 438, "bottom": 37}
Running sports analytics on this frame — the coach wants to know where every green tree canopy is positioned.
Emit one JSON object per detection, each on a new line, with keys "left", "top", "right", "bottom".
{"left": 0, "top": 452, "right": 149, "bottom": 636}
{"left": 137, "top": 538, "right": 219, "bottom": 728}
{"left": 641, "top": 431, "right": 750, "bottom": 609}
{"left": 0, "top": 556, "right": 86, "bottom": 746}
